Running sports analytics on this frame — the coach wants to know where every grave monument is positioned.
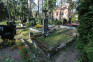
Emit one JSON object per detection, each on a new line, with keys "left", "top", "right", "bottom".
{"left": 42, "top": 9, "right": 49, "bottom": 37}
{"left": 0, "top": 21, "right": 16, "bottom": 40}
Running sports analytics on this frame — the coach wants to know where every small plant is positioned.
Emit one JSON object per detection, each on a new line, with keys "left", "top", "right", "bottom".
{"left": 36, "top": 19, "right": 41, "bottom": 24}
{"left": 52, "top": 20, "right": 62, "bottom": 25}
{"left": 3, "top": 54, "right": 16, "bottom": 62}
{"left": 75, "top": 60, "right": 80, "bottom": 62}
{"left": 0, "top": 39, "right": 15, "bottom": 49}
{"left": 15, "top": 40, "right": 35, "bottom": 62}
{"left": 71, "top": 17, "right": 76, "bottom": 22}
{"left": 15, "top": 20, "right": 21, "bottom": 24}
{"left": 18, "top": 30, "right": 24, "bottom": 33}
{"left": 26, "top": 21, "right": 34, "bottom": 27}
{"left": 35, "top": 24, "right": 42, "bottom": 28}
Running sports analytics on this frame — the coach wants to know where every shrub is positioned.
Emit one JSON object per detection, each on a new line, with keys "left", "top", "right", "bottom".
{"left": 0, "top": 21, "right": 7, "bottom": 25}
{"left": 15, "top": 40, "right": 34, "bottom": 62}
{"left": 26, "top": 21, "right": 34, "bottom": 27}
{"left": 48, "top": 20, "right": 52, "bottom": 25}
{"left": 71, "top": 17, "right": 76, "bottom": 22}
{"left": 0, "top": 39, "right": 15, "bottom": 49}
{"left": 36, "top": 19, "right": 41, "bottom": 24}
{"left": 52, "top": 20, "right": 62, "bottom": 25}
{"left": 35, "top": 24, "right": 42, "bottom": 28}
{"left": 29, "top": 17, "right": 33, "bottom": 21}
{"left": 77, "top": 0, "right": 93, "bottom": 62}
{"left": 15, "top": 20, "right": 21, "bottom": 24}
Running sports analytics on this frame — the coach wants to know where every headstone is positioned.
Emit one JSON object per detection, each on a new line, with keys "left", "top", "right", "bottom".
{"left": 42, "top": 9, "right": 49, "bottom": 36}
{"left": 33, "top": 18, "right": 36, "bottom": 26}
{"left": 22, "top": 18, "right": 27, "bottom": 23}
{"left": 0, "top": 21, "right": 16, "bottom": 40}
{"left": 41, "top": 19, "right": 43, "bottom": 25}
{"left": 68, "top": 18, "right": 71, "bottom": 24}
{"left": 62, "top": 19, "right": 67, "bottom": 25}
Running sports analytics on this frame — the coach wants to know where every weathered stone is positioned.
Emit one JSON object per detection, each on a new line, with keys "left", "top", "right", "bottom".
{"left": 33, "top": 18, "right": 36, "bottom": 26}
{"left": 42, "top": 9, "right": 49, "bottom": 36}
{"left": 0, "top": 21, "right": 16, "bottom": 40}
{"left": 72, "top": 33, "right": 77, "bottom": 38}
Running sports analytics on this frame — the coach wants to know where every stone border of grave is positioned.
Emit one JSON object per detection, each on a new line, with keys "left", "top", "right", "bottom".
{"left": 59, "top": 25, "right": 76, "bottom": 29}
{"left": 29, "top": 28, "right": 41, "bottom": 32}
{"left": 29, "top": 31, "right": 78, "bottom": 58}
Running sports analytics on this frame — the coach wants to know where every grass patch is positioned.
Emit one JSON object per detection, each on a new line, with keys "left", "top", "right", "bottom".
{"left": 0, "top": 21, "right": 7, "bottom": 25}
{"left": 15, "top": 29, "right": 30, "bottom": 39}
{"left": 36, "top": 29, "right": 71, "bottom": 47}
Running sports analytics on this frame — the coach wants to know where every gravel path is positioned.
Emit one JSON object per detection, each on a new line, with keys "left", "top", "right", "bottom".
{"left": 0, "top": 47, "right": 21, "bottom": 62}
{"left": 47, "top": 41, "right": 80, "bottom": 62}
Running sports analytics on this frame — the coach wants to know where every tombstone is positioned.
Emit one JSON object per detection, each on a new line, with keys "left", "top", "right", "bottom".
{"left": 62, "top": 19, "right": 67, "bottom": 25}
{"left": 42, "top": 9, "right": 49, "bottom": 37}
{"left": 0, "top": 21, "right": 16, "bottom": 40}
{"left": 22, "top": 18, "right": 27, "bottom": 24}
{"left": 41, "top": 19, "right": 43, "bottom": 25}
{"left": 7, "top": 21, "right": 16, "bottom": 35}
{"left": 68, "top": 18, "right": 71, "bottom": 24}
{"left": 33, "top": 18, "right": 36, "bottom": 26}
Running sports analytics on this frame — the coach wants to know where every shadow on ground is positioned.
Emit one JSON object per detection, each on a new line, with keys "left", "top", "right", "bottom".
{"left": 47, "top": 41, "right": 80, "bottom": 62}
{"left": 0, "top": 47, "right": 21, "bottom": 62}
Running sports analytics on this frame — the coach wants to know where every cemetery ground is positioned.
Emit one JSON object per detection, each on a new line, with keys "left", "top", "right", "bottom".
{"left": 0, "top": 20, "right": 79, "bottom": 62}
{"left": 0, "top": 39, "right": 80, "bottom": 62}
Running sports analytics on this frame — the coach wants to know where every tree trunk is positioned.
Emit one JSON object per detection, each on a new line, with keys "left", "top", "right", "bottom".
{"left": 30, "top": 0, "right": 32, "bottom": 17}
{"left": 59, "top": 0, "right": 62, "bottom": 20}
{"left": 47, "top": 0, "right": 49, "bottom": 19}
{"left": 42, "top": 0, "right": 43, "bottom": 16}
{"left": 47, "top": 0, "right": 48, "bottom": 10}
{"left": 61, "top": 0, "right": 62, "bottom": 6}
{"left": 11, "top": 0, "right": 16, "bottom": 21}
{"left": 7, "top": 0, "right": 11, "bottom": 20}
{"left": 19, "top": 0, "right": 22, "bottom": 21}
{"left": 56, "top": 0, "right": 57, "bottom": 7}
{"left": 26, "top": 0, "right": 28, "bottom": 9}
{"left": 22, "top": 8, "right": 23, "bottom": 21}
{"left": 69, "top": 0, "right": 73, "bottom": 23}
{"left": 26, "top": 0, "right": 30, "bottom": 19}
{"left": 38, "top": 0, "right": 39, "bottom": 18}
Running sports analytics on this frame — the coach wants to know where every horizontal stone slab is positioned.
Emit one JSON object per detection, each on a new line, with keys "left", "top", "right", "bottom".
{"left": 60, "top": 25, "right": 76, "bottom": 29}
{"left": 29, "top": 28, "right": 41, "bottom": 32}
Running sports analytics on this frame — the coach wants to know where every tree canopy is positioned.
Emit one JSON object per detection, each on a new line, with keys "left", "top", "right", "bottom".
{"left": 43, "top": 0, "right": 56, "bottom": 13}
{"left": 77, "top": 0, "right": 93, "bottom": 62}
{"left": 0, "top": 2, "right": 8, "bottom": 21}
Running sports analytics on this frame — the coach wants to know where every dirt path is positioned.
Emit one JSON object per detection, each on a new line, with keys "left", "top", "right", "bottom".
{"left": 0, "top": 47, "right": 21, "bottom": 62}
{"left": 47, "top": 41, "right": 80, "bottom": 62}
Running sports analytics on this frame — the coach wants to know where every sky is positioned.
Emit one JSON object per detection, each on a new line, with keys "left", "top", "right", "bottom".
{"left": 34, "top": 0, "right": 38, "bottom": 4}
{"left": 33, "top": 0, "right": 78, "bottom": 11}
{"left": 34, "top": 0, "right": 77, "bottom": 5}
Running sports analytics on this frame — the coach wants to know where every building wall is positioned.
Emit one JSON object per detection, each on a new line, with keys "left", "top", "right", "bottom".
{"left": 53, "top": 6, "right": 72, "bottom": 20}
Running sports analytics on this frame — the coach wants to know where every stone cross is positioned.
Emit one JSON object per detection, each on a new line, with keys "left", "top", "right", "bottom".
{"left": 43, "top": 9, "right": 48, "bottom": 19}
{"left": 42, "top": 9, "right": 49, "bottom": 37}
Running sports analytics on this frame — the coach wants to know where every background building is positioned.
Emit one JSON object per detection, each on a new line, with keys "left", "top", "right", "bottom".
{"left": 53, "top": 4, "right": 72, "bottom": 20}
